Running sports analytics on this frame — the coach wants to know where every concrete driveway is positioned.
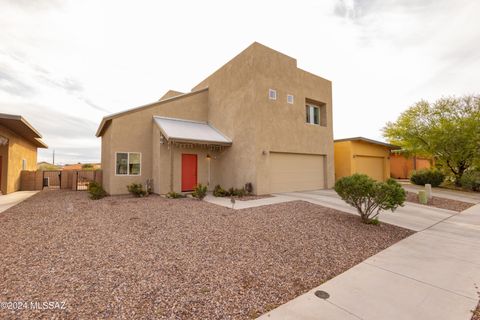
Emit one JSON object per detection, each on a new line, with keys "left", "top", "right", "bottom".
{"left": 401, "top": 183, "right": 480, "bottom": 204}
{"left": 275, "top": 189, "right": 458, "bottom": 232}
{"left": 259, "top": 190, "right": 480, "bottom": 320}
{"left": 0, "top": 191, "right": 38, "bottom": 213}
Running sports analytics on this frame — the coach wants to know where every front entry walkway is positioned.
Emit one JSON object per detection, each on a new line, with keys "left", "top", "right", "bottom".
{"left": 258, "top": 191, "right": 480, "bottom": 320}
{"left": 0, "top": 191, "right": 38, "bottom": 213}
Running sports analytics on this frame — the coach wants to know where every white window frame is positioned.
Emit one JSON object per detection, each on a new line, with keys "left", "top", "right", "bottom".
{"left": 306, "top": 104, "right": 320, "bottom": 125}
{"left": 115, "top": 152, "right": 142, "bottom": 176}
{"left": 287, "top": 94, "right": 294, "bottom": 104}
{"left": 268, "top": 88, "right": 277, "bottom": 100}
{"left": 21, "top": 159, "right": 27, "bottom": 170}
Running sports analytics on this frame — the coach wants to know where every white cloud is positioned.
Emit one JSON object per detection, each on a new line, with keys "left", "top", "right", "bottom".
{"left": 0, "top": 0, "right": 479, "bottom": 164}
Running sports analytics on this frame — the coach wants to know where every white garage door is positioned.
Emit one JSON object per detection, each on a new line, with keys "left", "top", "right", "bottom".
{"left": 270, "top": 152, "right": 325, "bottom": 193}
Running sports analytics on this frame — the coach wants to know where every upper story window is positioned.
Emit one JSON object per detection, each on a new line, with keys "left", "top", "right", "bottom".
{"left": 287, "top": 94, "right": 294, "bottom": 104}
{"left": 306, "top": 104, "right": 320, "bottom": 125}
{"left": 116, "top": 152, "right": 141, "bottom": 175}
{"left": 268, "top": 89, "right": 277, "bottom": 100}
{"left": 21, "top": 159, "right": 27, "bottom": 170}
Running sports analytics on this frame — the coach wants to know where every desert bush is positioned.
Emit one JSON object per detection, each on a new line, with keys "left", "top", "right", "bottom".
{"left": 233, "top": 188, "right": 245, "bottom": 198}
{"left": 244, "top": 182, "right": 253, "bottom": 195}
{"left": 166, "top": 191, "right": 186, "bottom": 199}
{"left": 87, "top": 181, "right": 107, "bottom": 200}
{"left": 460, "top": 170, "right": 480, "bottom": 191}
{"left": 335, "top": 174, "right": 406, "bottom": 224}
{"left": 192, "top": 184, "right": 208, "bottom": 200}
{"left": 127, "top": 183, "right": 148, "bottom": 197}
{"left": 410, "top": 169, "right": 445, "bottom": 187}
{"left": 213, "top": 185, "right": 228, "bottom": 197}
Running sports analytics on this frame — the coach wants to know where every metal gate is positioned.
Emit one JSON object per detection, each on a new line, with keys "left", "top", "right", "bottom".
{"left": 76, "top": 170, "right": 97, "bottom": 191}
{"left": 43, "top": 171, "right": 61, "bottom": 189}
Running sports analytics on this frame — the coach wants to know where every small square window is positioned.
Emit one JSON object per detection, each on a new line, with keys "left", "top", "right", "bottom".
{"left": 287, "top": 94, "right": 294, "bottom": 104}
{"left": 268, "top": 89, "right": 277, "bottom": 100}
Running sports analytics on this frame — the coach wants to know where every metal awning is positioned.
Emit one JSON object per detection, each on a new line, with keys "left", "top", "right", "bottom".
{"left": 153, "top": 116, "right": 232, "bottom": 146}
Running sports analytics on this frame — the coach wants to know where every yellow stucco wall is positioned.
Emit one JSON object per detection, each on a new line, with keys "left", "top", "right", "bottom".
{"left": 334, "top": 140, "right": 391, "bottom": 181}
{"left": 0, "top": 125, "right": 38, "bottom": 194}
{"left": 334, "top": 141, "right": 352, "bottom": 181}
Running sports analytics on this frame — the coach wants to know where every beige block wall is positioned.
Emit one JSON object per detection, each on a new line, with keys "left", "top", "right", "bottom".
{"left": 102, "top": 90, "right": 209, "bottom": 195}
{"left": 0, "top": 125, "right": 38, "bottom": 194}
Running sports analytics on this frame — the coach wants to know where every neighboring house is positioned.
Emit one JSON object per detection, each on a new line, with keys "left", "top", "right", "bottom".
{"left": 0, "top": 113, "right": 47, "bottom": 194}
{"left": 390, "top": 152, "right": 432, "bottom": 179}
{"left": 334, "top": 137, "right": 399, "bottom": 182}
{"left": 37, "top": 161, "right": 62, "bottom": 171}
{"left": 63, "top": 163, "right": 101, "bottom": 171}
{"left": 96, "top": 42, "right": 334, "bottom": 195}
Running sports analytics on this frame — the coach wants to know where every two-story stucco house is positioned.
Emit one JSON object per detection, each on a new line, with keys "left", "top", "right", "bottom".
{"left": 96, "top": 42, "right": 334, "bottom": 195}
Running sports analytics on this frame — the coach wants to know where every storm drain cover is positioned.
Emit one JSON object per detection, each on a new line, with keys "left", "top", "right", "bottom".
{"left": 314, "top": 290, "right": 330, "bottom": 299}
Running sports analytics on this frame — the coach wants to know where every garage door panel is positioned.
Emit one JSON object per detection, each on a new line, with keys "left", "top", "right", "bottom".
{"left": 270, "top": 153, "right": 325, "bottom": 193}
{"left": 355, "top": 156, "right": 384, "bottom": 181}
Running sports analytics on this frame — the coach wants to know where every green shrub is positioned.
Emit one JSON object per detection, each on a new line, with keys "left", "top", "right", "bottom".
{"left": 166, "top": 191, "right": 186, "bottom": 199}
{"left": 213, "top": 185, "right": 246, "bottom": 197}
{"left": 233, "top": 188, "right": 245, "bottom": 198}
{"left": 192, "top": 183, "right": 208, "bottom": 200}
{"left": 410, "top": 169, "right": 445, "bottom": 187}
{"left": 127, "top": 183, "right": 148, "bottom": 197}
{"left": 213, "top": 185, "right": 228, "bottom": 197}
{"left": 87, "top": 181, "right": 107, "bottom": 200}
{"left": 335, "top": 174, "right": 406, "bottom": 224}
{"left": 460, "top": 170, "right": 480, "bottom": 191}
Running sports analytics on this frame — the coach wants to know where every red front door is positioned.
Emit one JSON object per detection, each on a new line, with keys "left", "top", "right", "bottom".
{"left": 181, "top": 154, "right": 197, "bottom": 192}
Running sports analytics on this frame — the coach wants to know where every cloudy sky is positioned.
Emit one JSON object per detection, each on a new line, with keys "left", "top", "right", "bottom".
{"left": 0, "top": 0, "right": 479, "bottom": 164}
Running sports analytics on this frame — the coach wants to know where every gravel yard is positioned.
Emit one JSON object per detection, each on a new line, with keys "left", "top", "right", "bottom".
{"left": 406, "top": 191, "right": 475, "bottom": 212}
{"left": 0, "top": 190, "right": 412, "bottom": 319}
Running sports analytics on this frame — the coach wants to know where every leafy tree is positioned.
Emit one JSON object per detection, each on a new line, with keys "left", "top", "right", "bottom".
{"left": 334, "top": 174, "right": 406, "bottom": 224}
{"left": 81, "top": 163, "right": 94, "bottom": 170}
{"left": 383, "top": 95, "right": 480, "bottom": 185}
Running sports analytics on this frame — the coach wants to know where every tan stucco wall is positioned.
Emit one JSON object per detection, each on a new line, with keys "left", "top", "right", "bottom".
{"left": 0, "top": 125, "right": 38, "bottom": 194}
{"left": 334, "top": 141, "right": 352, "bottom": 181}
{"left": 101, "top": 42, "right": 334, "bottom": 195}
{"left": 102, "top": 90, "right": 209, "bottom": 195}
{"left": 193, "top": 43, "right": 334, "bottom": 194}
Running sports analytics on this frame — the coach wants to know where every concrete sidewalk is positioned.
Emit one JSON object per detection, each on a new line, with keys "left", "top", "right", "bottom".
{"left": 258, "top": 202, "right": 480, "bottom": 320}
{"left": 0, "top": 191, "right": 38, "bottom": 213}
{"left": 204, "top": 194, "right": 296, "bottom": 209}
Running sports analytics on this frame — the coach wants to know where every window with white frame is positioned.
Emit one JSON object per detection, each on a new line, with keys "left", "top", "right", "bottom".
{"left": 287, "top": 94, "right": 294, "bottom": 104}
{"left": 305, "top": 104, "right": 320, "bottom": 125}
{"left": 268, "top": 89, "right": 277, "bottom": 100}
{"left": 116, "top": 152, "right": 141, "bottom": 175}
{"left": 21, "top": 159, "right": 27, "bottom": 170}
